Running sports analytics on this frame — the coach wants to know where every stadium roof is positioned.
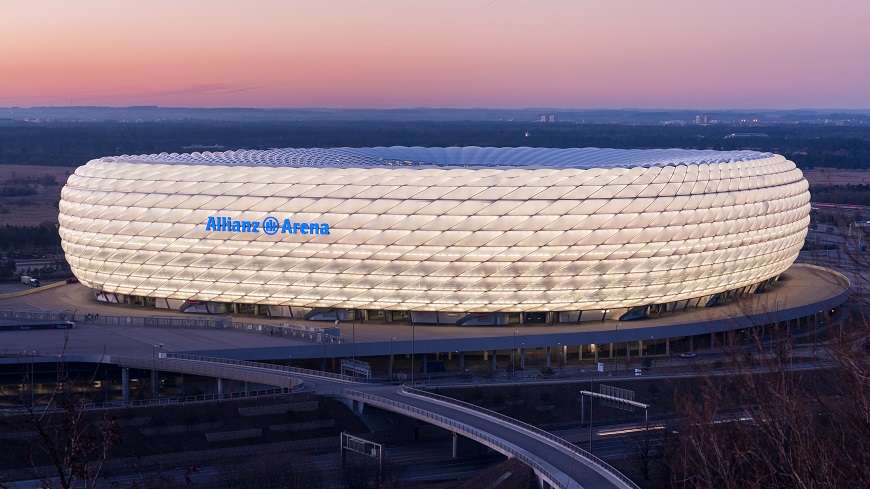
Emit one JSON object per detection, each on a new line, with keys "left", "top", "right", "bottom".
{"left": 103, "top": 146, "right": 773, "bottom": 170}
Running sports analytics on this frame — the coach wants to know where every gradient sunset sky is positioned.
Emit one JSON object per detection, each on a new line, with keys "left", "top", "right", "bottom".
{"left": 2, "top": 0, "right": 869, "bottom": 108}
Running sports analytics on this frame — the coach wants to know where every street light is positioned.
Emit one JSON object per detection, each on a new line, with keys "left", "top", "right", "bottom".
{"left": 151, "top": 343, "right": 164, "bottom": 399}
{"left": 410, "top": 317, "right": 416, "bottom": 385}
{"left": 389, "top": 336, "right": 396, "bottom": 380}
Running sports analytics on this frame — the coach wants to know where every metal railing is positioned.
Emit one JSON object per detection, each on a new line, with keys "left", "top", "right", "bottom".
{"left": 0, "top": 387, "right": 301, "bottom": 415}
{"left": 0, "top": 309, "right": 342, "bottom": 344}
{"left": 401, "top": 385, "right": 641, "bottom": 489}
{"left": 345, "top": 388, "right": 575, "bottom": 489}
{"left": 162, "top": 352, "right": 362, "bottom": 383}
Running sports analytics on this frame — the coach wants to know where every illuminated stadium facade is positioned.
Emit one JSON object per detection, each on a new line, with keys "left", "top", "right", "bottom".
{"left": 58, "top": 147, "right": 810, "bottom": 325}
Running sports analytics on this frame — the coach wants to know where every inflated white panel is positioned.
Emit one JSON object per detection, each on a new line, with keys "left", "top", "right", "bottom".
{"left": 58, "top": 147, "right": 810, "bottom": 312}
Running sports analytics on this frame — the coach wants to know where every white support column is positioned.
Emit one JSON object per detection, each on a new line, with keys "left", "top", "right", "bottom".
{"left": 151, "top": 369, "right": 159, "bottom": 399}
{"left": 121, "top": 367, "right": 130, "bottom": 404}
{"left": 452, "top": 432, "right": 459, "bottom": 459}
{"left": 217, "top": 378, "right": 224, "bottom": 399}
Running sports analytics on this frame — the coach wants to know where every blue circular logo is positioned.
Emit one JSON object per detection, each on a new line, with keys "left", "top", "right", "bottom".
{"left": 262, "top": 216, "right": 280, "bottom": 235}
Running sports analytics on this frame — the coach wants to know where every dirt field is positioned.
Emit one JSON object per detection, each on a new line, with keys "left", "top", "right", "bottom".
{"left": 0, "top": 164, "right": 75, "bottom": 225}
{"left": 803, "top": 167, "right": 870, "bottom": 186}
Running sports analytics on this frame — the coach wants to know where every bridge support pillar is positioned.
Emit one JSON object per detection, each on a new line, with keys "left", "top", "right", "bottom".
{"left": 609, "top": 343, "right": 614, "bottom": 358}
{"left": 452, "top": 432, "right": 459, "bottom": 459}
{"left": 638, "top": 340, "right": 644, "bottom": 357}
{"left": 121, "top": 367, "right": 130, "bottom": 404}
{"left": 459, "top": 352, "right": 465, "bottom": 371}
{"left": 243, "top": 381, "right": 249, "bottom": 396}
{"left": 665, "top": 338, "right": 670, "bottom": 356}
{"left": 561, "top": 345, "right": 567, "bottom": 366}
{"left": 519, "top": 348, "right": 526, "bottom": 369}
{"left": 217, "top": 378, "right": 224, "bottom": 399}
{"left": 150, "top": 369, "right": 159, "bottom": 399}
{"left": 546, "top": 347, "right": 551, "bottom": 368}
{"left": 490, "top": 351, "right": 497, "bottom": 372}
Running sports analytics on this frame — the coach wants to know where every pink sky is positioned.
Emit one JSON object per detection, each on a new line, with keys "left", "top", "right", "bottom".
{"left": 1, "top": 0, "right": 869, "bottom": 108}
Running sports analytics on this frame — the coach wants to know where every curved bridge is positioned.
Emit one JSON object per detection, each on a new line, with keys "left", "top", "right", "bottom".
{"left": 119, "top": 353, "right": 638, "bottom": 489}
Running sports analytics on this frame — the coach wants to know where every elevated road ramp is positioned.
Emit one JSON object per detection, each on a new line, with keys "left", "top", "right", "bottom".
{"left": 131, "top": 353, "right": 639, "bottom": 489}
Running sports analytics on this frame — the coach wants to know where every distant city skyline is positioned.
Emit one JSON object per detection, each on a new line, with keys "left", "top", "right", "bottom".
{"left": 2, "top": 0, "right": 869, "bottom": 108}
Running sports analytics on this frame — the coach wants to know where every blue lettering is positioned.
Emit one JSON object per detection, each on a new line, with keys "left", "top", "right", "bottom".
{"left": 205, "top": 215, "right": 330, "bottom": 237}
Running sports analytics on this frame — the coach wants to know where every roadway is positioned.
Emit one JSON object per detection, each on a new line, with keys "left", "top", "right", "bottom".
{"left": 352, "top": 384, "right": 629, "bottom": 489}
{"left": 102, "top": 353, "right": 637, "bottom": 489}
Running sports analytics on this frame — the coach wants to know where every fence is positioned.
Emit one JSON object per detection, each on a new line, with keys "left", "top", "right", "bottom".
{"left": 400, "top": 385, "right": 641, "bottom": 489}
{"left": 0, "top": 386, "right": 303, "bottom": 416}
{"left": 0, "top": 309, "right": 342, "bottom": 344}
{"left": 163, "top": 352, "right": 362, "bottom": 384}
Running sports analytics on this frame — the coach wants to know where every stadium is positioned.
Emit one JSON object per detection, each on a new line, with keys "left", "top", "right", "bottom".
{"left": 58, "top": 146, "right": 811, "bottom": 326}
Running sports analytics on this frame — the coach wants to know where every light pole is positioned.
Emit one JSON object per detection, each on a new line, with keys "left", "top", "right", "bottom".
{"left": 410, "top": 317, "right": 416, "bottom": 385}
{"left": 588, "top": 377, "right": 593, "bottom": 451}
{"left": 389, "top": 336, "right": 396, "bottom": 380}
{"left": 152, "top": 343, "right": 164, "bottom": 399}
{"left": 512, "top": 327, "right": 517, "bottom": 375}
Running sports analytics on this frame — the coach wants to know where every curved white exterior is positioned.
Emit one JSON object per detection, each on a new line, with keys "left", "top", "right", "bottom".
{"left": 58, "top": 147, "right": 810, "bottom": 314}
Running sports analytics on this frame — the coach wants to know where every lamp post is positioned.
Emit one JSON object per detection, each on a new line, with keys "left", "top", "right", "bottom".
{"left": 152, "top": 343, "right": 164, "bottom": 399}
{"left": 511, "top": 330, "right": 515, "bottom": 374}
{"left": 389, "top": 336, "right": 396, "bottom": 380}
{"left": 410, "top": 317, "right": 416, "bottom": 385}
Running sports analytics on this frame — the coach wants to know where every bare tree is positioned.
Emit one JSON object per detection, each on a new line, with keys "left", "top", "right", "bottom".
{"left": 1, "top": 345, "right": 119, "bottom": 489}
{"left": 666, "top": 313, "right": 870, "bottom": 489}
